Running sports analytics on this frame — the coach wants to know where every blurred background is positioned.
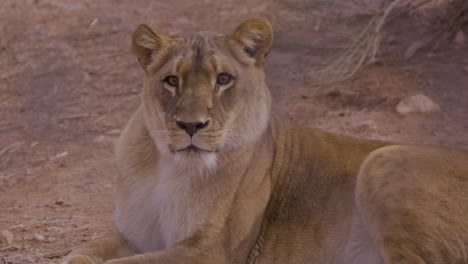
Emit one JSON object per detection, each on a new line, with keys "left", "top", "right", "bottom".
{"left": 0, "top": 0, "right": 467, "bottom": 262}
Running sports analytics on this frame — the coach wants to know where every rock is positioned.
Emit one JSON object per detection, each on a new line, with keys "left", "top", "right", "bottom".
{"left": 92, "top": 135, "right": 106, "bottom": 143}
{"left": 454, "top": 30, "right": 466, "bottom": 45}
{"left": 32, "top": 233, "right": 45, "bottom": 241}
{"left": 0, "top": 230, "right": 13, "bottom": 245}
{"left": 396, "top": 94, "right": 440, "bottom": 114}
{"left": 93, "top": 134, "right": 117, "bottom": 145}
{"left": 49, "top": 151, "right": 68, "bottom": 160}
{"left": 404, "top": 40, "right": 425, "bottom": 60}
{"left": 352, "top": 120, "right": 377, "bottom": 132}
{"left": 463, "top": 65, "right": 468, "bottom": 74}
{"left": 10, "top": 224, "right": 26, "bottom": 231}
{"left": 105, "top": 129, "right": 121, "bottom": 136}
{"left": 45, "top": 226, "right": 65, "bottom": 233}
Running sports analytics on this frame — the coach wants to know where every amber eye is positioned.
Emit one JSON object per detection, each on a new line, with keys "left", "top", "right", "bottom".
{"left": 164, "top": 76, "right": 179, "bottom": 87}
{"left": 216, "top": 73, "right": 233, "bottom": 86}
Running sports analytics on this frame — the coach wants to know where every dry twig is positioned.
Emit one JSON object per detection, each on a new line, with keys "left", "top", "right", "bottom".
{"left": 0, "top": 245, "right": 19, "bottom": 251}
{"left": 0, "top": 142, "right": 24, "bottom": 158}
{"left": 305, "top": 0, "right": 408, "bottom": 85}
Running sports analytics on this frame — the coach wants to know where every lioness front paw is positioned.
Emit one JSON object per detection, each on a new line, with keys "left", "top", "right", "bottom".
{"left": 62, "top": 255, "right": 97, "bottom": 264}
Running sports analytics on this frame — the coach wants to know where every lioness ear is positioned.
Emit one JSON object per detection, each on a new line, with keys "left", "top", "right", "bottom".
{"left": 232, "top": 18, "right": 273, "bottom": 65}
{"left": 132, "top": 24, "right": 170, "bottom": 70}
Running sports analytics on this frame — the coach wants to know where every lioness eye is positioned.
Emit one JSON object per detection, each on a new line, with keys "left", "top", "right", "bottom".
{"left": 217, "top": 73, "right": 232, "bottom": 86}
{"left": 164, "top": 76, "right": 179, "bottom": 87}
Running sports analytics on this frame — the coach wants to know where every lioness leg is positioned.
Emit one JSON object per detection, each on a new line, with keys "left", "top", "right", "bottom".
{"left": 102, "top": 244, "right": 226, "bottom": 264}
{"left": 63, "top": 233, "right": 227, "bottom": 264}
{"left": 62, "top": 232, "right": 135, "bottom": 264}
{"left": 356, "top": 146, "right": 468, "bottom": 263}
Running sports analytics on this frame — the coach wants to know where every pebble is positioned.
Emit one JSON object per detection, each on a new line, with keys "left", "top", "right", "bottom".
{"left": 92, "top": 135, "right": 106, "bottom": 143}
{"left": 0, "top": 229, "right": 13, "bottom": 245}
{"left": 352, "top": 120, "right": 377, "bottom": 132}
{"left": 105, "top": 129, "right": 121, "bottom": 136}
{"left": 32, "top": 233, "right": 45, "bottom": 241}
{"left": 454, "top": 30, "right": 466, "bottom": 45}
{"left": 404, "top": 40, "right": 425, "bottom": 60}
{"left": 396, "top": 94, "right": 440, "bottom": 114}
{"left": 10, "top": 224, "right": 26, "bottom": 230}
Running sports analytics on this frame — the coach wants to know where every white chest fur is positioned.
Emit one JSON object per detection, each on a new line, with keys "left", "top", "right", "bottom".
{"left": 114, "top": 156, "right": 212, "bottom": 253}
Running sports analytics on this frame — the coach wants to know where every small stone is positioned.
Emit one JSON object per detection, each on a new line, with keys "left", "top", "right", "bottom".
{"left": 105, "top": 129, "right": 121, "bottom": 136}
{"left": 92, "top": 135, "right": 106, "bottom": 143}
{"left": 49, "top": 151, "right": 68, "bottom": 160}
{"left": 45, "top": 226, "right": 65, "bottom": 233}
{"left": 352, "top": 120, "right": 377, "bottom": 132}
{"left": 32, "top": 233, "right": 45, "bottom": 241}
{"left": 0, "top": 230, "right": 13, "bottom": 245}
{"left": 404, "top": 40, "right": 425, "bottom": 60}
{"left": 10, "top": 224, "right": 26, "bottom": 231}
{"left": 396, "top": 94, "right": 440, "bottom": 114}
{"left": 454, "top": 30, "right": 466, "bottom": 45}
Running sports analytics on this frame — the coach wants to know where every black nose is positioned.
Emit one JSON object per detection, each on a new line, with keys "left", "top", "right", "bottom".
{"left": 176, "top": 120, "right": 210, "bottom": 136}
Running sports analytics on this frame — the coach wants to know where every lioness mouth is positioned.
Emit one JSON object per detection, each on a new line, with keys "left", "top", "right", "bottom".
{"left": 178, "top": 145, "right": 211, "bottom": 153}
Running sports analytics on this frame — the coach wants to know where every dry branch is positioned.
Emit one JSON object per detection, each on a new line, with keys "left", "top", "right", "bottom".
{"left": 0, "top": 142, "right": 24, "bottom": 158}
{"left": 304, "top": 0, "right": 468, "bottom": 85}
{"left": 305, "top": 0, "right": 408, "bottom": 85}
{"left": 0, "top": 245, "right": 19, "bottom": 251}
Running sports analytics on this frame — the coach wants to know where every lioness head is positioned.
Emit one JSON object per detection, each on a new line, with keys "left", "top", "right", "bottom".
{"left": 132, "top": 19, "right": 273, "bottom": 169}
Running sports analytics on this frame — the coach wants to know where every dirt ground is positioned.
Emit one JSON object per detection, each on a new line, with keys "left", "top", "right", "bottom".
{"left": 0, "top": 0, "right": 467, "bottom": 263}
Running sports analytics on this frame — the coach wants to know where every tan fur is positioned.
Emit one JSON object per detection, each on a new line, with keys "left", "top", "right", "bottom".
{"left": 62, "top": 19, "right": 468, "bottom": 264}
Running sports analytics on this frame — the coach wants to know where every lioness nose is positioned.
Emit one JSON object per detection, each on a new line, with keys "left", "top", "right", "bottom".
{"left": 176, "top": 120, "right": 210, "bottom": 136}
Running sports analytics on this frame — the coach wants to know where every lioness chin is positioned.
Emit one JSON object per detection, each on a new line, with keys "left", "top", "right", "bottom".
{"left": 62, "top": 19, "right": 468, "bottom": 264}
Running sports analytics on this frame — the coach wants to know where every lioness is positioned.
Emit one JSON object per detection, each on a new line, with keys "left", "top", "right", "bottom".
{"left": 63, "top": 19, "right": 468, "bottom": 264}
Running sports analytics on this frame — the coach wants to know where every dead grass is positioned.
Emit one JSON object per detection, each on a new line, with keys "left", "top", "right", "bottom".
{"left": 303, "top": 0, "right": 413, "bottom": 85}
{"left": 286, "top": 0, "right": 468, "bottom": 86}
